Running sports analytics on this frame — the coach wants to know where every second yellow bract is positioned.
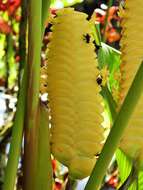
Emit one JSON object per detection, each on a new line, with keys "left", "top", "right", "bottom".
{"left": 46, "top": 8, "right": 104, "bottom": 179}
{"left": 119, "top": 1, "right": 143, "bottom": 166}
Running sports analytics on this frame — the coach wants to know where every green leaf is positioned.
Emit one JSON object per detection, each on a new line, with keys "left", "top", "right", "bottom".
{"left": 116, "top": 149, "right": 132, "bottom": 184}
{"left": 50, "top": 0, "right": 83, "bottom": 8}
{"left": 98, "top": 42, "right": 121, "bottom": 72}
{"left": 116, "top": 149, "right": 137, "bottom": 190}
{"left": 138, "top": 171, "right": 143, "bottom": 189}
{"left": 98, "top": 43, "right": 121, "bottom": 103}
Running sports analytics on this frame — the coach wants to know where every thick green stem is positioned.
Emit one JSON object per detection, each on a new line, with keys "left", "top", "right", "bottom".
{"left": 35, "top": 104, "right": 52, "bottom": 190}
{"left": 25, "top": 0, "right": 42, "bottom": 130}
{"left": 23, "top": 0, "right": 42, "bottom": 188}
{"left": 24, "top": 103, "right": 52, "bottom": 190}
{"left": 42, "top": 0, "right": 51, "bottom": 34}
{"left": 84, "top": 62, "right": 143, "bottom": 190}
{"left": 3, "top": 63, "right": 28, "bottom": 190}
{"left": 24, "top": 0, "right": 52, "bottom": 189}
{"left": 101, "top": 86, "right": 117, "bottom": 123}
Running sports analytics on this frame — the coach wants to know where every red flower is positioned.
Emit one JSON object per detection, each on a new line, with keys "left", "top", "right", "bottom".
{"left": 0, "top": 0, "right": 21, "bottom": 15}
{"left": 0, "top": 2, "right": 7, "bottom": 11}
{"left": 52, "top": 159, "right": 56, "bottom": 172}
{"left": 0, "top": 17, "right": 11, "bottom": 34}
{"left": 108, "top": 6, "right": 119, "bottom": 20}
{"left": 7, "top": 0, "right": 21, "bottom": 15}
{"left": 108, "top": 176, "right": 118, "bottom": 188}
{"left": 50, "top": 8, "right": 58, "bottom": 15}
{"left": 15, "top": 55, "right": 20, "bottom": 62}
{"left": 0, "top": 78, "right": 5, "bottom": 86}
{"left": 106, "top": 28, "right": 120, "bottom": 43}
{"left": 95, "top": 8, "right": 106, "bottom": 24}
{"left": 54, "top": 181, "right": 62, "bottom": 190}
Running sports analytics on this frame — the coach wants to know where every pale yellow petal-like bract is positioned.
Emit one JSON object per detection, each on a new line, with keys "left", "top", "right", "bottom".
{"left": 119, "top": 1, "right": 143, "bottom": 165}
{"left": 41, "top": 8, "right": 104, "bottom": 179}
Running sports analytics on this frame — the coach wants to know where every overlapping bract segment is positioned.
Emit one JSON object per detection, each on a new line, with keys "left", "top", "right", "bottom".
{"left": 119, "top": 1, "right": 143, "bottom": 164}
{"left": 119, "top": 1, "right": 143, "bottom": 105}
{"left": 47, "top": 8, "right": 104, "bottom": 179}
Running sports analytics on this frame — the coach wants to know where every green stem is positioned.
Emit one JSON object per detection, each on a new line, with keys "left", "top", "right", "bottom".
{"left": 18, "top": 0, "right": 28, "bottom": 73}
{"left": 24, "top": 0, "right": 52, "bottom": 189}
{"left": 101, "top": 86, "right": 117, "bottom": 123}
{"left": 93, "top": 24, "right": 101, "bottom": 47}
{"left": 42, "top": 0, "right": 51, "bottom": 34}
{"left": 3, "top": 63, "right": 28, "bottom": 190}
{"left": 35, "top": 103, "right": 52, "bottom": 190}
{"left": 25, "top": 0, "right": 42, "bottom": 130}
{"left": 23, "top": 0, "right": 42, "bottom": 188}
{"left": 84, "top": 62, "right": 143, "bottom": 190}
{"left": 5, "top": 34, "right": 11, "bottom": 89}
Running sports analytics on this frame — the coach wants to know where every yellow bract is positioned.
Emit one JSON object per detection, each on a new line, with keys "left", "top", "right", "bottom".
{"left": 119, "top": 1, "right": 143, "bottom": 165}
{"left": 44, "top": 8, "right": 104, "bottom": 179}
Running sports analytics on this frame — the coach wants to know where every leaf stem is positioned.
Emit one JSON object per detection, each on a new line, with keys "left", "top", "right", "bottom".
{"left": 84, "top": 61, "right": 143, "bottom": 190}
{"left": 101, "top": 86, "right": 117, "bottom": 123}
{"left": 23, "top": 0, "right": 42, "bottom": 188}
{"left": 35, "top": 104, "right": 52, "bottom": 190}
{"left": 42, "top": 0, "right": 51, "bottom": 34}
{"left": 3, "top": 63, "right": 28, "bottom": 190}
{"left": 23, "top": 0, "right": 52, "bottom": 189}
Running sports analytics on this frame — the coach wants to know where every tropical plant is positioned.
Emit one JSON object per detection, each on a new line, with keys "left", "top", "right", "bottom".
{"left": 1, "top": 0, "right": 143, "bottom": 190}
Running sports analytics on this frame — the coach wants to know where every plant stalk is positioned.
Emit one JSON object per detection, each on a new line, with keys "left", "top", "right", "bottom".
{"left": 3, "top": 63, "right": 28, "bottom": 190}
{"left": 23, "top": 0, "right": 42, "bottom": 188}
{"left": 35, "top": 103, "right": 52, "bottom": 190}
{"left": 42, "top": 0, "right": 51, "bottom": 34}
{"left": 101, "top": 86, "right": 117, "bottom": 123}
{"left": 24, "top": 0, "right": 52, "bottom": 189}
{"left": 18, "top": 0, "right": 28, "bottom": 73}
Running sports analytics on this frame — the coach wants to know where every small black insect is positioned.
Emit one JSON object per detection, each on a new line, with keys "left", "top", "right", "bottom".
{"left": 93, "top": 40, "right": 101, "bottom": 51}
{"left": 96, "top": 75, "right": 103, "bottom": 86}
{"left": 44, "top": 23, "right": 52, "bottom": 35}
{"left": 83, "top": 33, "right": 91, "bottom": 43}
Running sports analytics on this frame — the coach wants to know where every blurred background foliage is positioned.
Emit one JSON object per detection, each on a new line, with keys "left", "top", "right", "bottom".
{"left": 0, "top": 0, "right": 122, "bottom": 189}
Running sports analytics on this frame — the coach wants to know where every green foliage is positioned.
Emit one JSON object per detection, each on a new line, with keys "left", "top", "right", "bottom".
{"left": 116, "top": 149, "right": 136, "bottom": 190}
{"left": 0, "top": 34, "right": 6, "bottom": 78}
{"left": 6, "top": 35, "right": 18, "bottom": 88}
{"left": 98, "top": 42, "right": 121, "bottom": 94}
{"left": 51, "top": 0, "right": 83, "bottom": 8}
